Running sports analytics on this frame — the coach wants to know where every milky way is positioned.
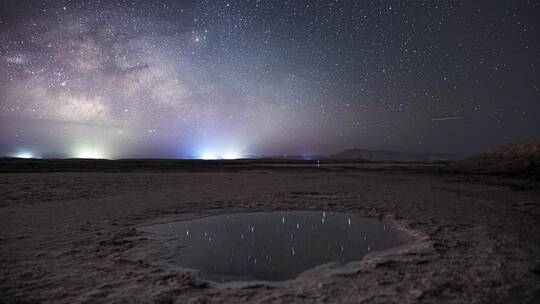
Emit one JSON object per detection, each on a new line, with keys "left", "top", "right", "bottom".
{"left": 1, "top": 0, "right": 539, "bottom": 158}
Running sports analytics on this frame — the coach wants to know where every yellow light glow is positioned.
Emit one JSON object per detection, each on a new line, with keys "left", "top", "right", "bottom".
{"left": 72, "top": 145, "right": 107, "bottom": 159}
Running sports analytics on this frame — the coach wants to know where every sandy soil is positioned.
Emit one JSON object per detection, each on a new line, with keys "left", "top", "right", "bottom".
{"left": 1, "top": 165, "right": 539, "bottom": 303}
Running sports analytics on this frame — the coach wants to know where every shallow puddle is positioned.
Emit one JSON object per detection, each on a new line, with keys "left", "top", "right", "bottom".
{"left": 139, "top": 211, "right": 401, "bottom": 282}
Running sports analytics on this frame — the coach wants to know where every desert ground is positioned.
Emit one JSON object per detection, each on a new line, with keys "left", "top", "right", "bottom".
{"left": 1, "top": 161, "right": 539, "bottom": 303}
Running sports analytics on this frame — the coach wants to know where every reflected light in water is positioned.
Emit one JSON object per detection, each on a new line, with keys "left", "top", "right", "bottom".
{"left": 139, "top": 211, "right": 401, "bottom": 282}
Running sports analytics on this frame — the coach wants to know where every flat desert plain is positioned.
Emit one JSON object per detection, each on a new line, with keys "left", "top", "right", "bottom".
{"left": 1, "top": 162, "right": 539, "bottom": 303}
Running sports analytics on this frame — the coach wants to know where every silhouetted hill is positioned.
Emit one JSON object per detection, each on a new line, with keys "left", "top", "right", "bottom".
{"left": 330, "top": 149, "right": 466, "bottom": 162}
{"left": 258, "top": 155, "right": 327, "bottom": 160}
{"left": 450, "top": 141, "right": 540, "bottom": 177}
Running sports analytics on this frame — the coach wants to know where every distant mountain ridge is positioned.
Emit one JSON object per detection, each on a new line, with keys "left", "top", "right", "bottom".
{"left": 257, "top": 155, "right": 326, "bottom": 160}
{"left": 330, "top": 148, "right": 467, "bottom": 162}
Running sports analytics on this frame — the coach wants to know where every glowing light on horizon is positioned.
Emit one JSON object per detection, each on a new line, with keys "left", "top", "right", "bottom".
{"left": 72, "top": 145, "right": 108, "bottom": 159}
{"left": 222, "top": 151, "right": 243, "bottom": 159}
{"left": 199, "top": 151, "right": 219, "bottom": 160}
{"left": 14, "top": 151, "right": 35, "bottom": 159}
{"left": 196, "top": 149, "right": 244, "bottom": 160}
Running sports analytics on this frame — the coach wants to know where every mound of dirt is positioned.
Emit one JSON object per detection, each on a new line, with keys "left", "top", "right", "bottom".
{"left": 450, "top": 141, "right": 540, "bottom": 177}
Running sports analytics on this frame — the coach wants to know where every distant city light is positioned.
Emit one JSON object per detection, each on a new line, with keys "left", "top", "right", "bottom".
{"left": 72, "top": 145, "right": 108, "bottom": 159}
{"left": 14, "top": 151, "right": 35, "bottom": 159}
{"left": 199, "top": 151, "right": 219, "bottom": 160}
{"left": 196, "top": 149, "right": 244, "bottom": 160}
{"left": 222, "top": 151, "right": 243, "bottom": 159}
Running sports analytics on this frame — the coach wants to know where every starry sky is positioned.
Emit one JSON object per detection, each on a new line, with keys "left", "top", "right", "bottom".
{"left": 0, "top": 0, "right": 539, "bottom": 159}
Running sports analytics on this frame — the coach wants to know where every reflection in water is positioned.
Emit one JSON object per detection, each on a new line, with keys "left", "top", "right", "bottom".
{"left": 140, "top": 211, "right": 400, "bottom": 282}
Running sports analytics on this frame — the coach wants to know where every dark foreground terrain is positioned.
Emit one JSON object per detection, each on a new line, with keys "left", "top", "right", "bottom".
{"left": 1, "top": 159, "right": 539, "bottom": 303}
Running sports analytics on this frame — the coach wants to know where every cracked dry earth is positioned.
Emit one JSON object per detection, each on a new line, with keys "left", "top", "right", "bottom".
{"left": 1, "top": 168, "right": 539, "bottom": 303}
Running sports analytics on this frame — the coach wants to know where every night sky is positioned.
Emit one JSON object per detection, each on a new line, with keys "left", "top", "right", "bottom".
{"left": 0, "top": 0, "right": 538, "bottom": 159}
